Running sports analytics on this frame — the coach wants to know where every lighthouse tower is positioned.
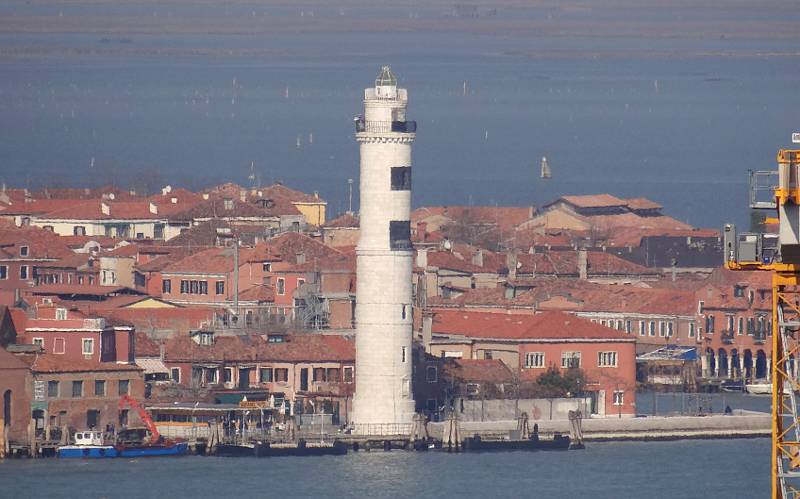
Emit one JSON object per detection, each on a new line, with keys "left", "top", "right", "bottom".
{"left": 351, "top": 66, "right": 416, "bottom": 431}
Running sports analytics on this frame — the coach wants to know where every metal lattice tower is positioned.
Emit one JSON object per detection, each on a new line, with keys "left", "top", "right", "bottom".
{"left": 726, "top": 148, "right": 800, "bottom": 498}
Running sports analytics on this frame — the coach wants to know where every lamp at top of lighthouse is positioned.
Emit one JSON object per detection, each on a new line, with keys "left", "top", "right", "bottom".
{"left": 374, "top": 65, "right": 398, "bottom": 99}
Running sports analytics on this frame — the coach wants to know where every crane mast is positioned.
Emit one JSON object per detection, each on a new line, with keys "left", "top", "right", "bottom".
{"left": 725, "top": 147, "right": 800, "bottom": 499}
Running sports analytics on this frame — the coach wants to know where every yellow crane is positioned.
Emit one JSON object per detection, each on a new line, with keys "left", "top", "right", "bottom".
{"left": 725, "top": 147, "right": 800, "bottom": 498}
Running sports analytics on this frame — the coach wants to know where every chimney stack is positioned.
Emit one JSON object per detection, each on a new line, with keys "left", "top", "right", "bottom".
{"left": 578, "top": 249, "right": 588, "bottom": 280}
{"left": 506, "top": 252, "right": 518, "bottom": 280}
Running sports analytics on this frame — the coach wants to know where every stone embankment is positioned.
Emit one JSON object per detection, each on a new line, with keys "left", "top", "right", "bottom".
{"left": 429, "top": 410, "right": 770, "bottom": 442}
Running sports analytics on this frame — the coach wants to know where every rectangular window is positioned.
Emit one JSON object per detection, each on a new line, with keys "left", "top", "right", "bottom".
{"left": 649, "top": 321, "right": 656, "bottom": 337}
{"left": 426, "top": 366, "right": 438, "bottom": 383}
{"left": 224, "top": 367, "right": 234, "bottom": 384}
{"left": 277, "top": 278, "right": 285, "bottom": 295}
{"left": 206, "top": 368, "right": 218, "bottom": 384}
{"left": 727, "top": 315, "right": 734, "bottom": 333}
{"left": 598, "top": 351, "right": 618, "bottom": 368}
{"left": 525, "top": 352, "right": 545, "bottom": 368}
{"left": 343, "top": 366, "right": 354, "bottom": 383}
{"left": 118, "top": 380, "right": 130, "bottom": 396}
{"left": 738, "top": 317, "right": 744, "bottom": 336}
{"left": 72, "top": 381, "right": 83, "bottom": 398}
{"left": 162, "top": 279, "right": 172, "bottom": 294}
{"left": 625, "top": 320, "right": 632, "bottom": 334}
{"left": 326, "top": 368, "right": 340, "bottom": 382}
{"left": 170, "top": 367, "right": 181, "bottom": 383}
{"left": 689, "top": 323, "right": 696, "bottom": 338}
{"left": 667, "top": 322, "right": 674, "bottom": 337}
{"left": 32, "top": 337, "right": 44, "bottom": 349}
{"left": 54, "top": 337, "right": 65, "bottom": 354}
{"left": 199, "top": 281, "right": 208, "bottom": 295}
{"left": 94, "top": 380, "right": 106, "bottom": 396}
{"left": 639, "top": 321, "right": 646, "bottom": 336}
{"left": 82, "top": 338, "right": 94, "bottom": 355}
{"left": 190, "top": 280, "right": 199, "bottom": 294}
{"left": 390, "top": 166, "right": 412, "bottom": 191}
{"left": 216, "top": 281, "right": 225, "bottom": 295}
{"left": 297, "top": 278, "right": 305, "bottom": 288}
{"left": 180, "top": 280, "right": 189, "bottom": 294}
{"left": 56, "top": 308, "right": 67, "bottom": 320}
{"left": 401, "top": 346, "right": 408, "bottom": 363}
{"left": 20, "top": 265, "right": 29, "bottom": 280}
{"left": 561, "top": 351, "right": 581, "bottom": 369}
{"left": 19, "top": 246, "right": 29, "bottom": 257}
{"left": 613, "top": 390, "right": 625, "bottom": 406}
{"left": 74, "top": 226, "right": 86, "bottom": 236}
{"left": 263, "top": 263, "right": 271, "bottom": 272}
{"left": 259, "top": 368, "right": 273, "bottom": 383}
{"left": 47, "top": 381, "right": 59, "bottom": 398}
{"left": 313, "top": 367, "right": 326, "bottom": 382}
{"left": 0, "top": 265, "right": 7, "bottom": 280}
{"left": 389, "top": 220, "right": 412, "bottom": 250}
{"left": 274, "top": 368, "right": 289, "bottom": 382}
{"left": 707, "top": 315, "right": 715, "bottom": 333}
{"left": 659, "top": 321, "right": 666, "bottom": 337}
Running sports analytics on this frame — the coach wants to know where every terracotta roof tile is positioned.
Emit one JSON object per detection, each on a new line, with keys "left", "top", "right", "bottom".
{"left": 432, "top": 310, "right": 632, "bottom": 340}
{"left": 31, "top": 354, "right": 142, "bottom": 373}
{"left": 442, "top": 359, "right": 514, "bottom": 384}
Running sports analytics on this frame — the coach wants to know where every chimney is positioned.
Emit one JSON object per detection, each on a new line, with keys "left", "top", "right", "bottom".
{"left": 422, "top": 312, "right": 433, "bottom": 352}
{"left": 313, "top": 191, "right": 319, "bottom": 199}
{"left": 149, "top": 202, "right": 158, "bottom": 215}
{"left": 101, "top": 202, "right": 110, "bottom": 216}
{"left": 239, "top": 190, "right": 247, "bottom": 202}
{"left": 472, "top": 249, "right": 483, "bottom": 268}
{"left": 417, "top": 221, "right": 428, "bottom": 242}
{"left": 170, "top": 197, "right": 178, "bottom": 204}
{"left": 506, "top": 252, "right": 517, "bottom": 280}
{"left": 578, "top": 249, "right": 588, "bottom": 280}
{"left": 416, "top": 248, "right": 428, "bottom": 268}
{"left": 202, "top": 193, "right": 210, "bottom": 200}
{"left": 159, "top": 343, "right": 165, "bottom": 361}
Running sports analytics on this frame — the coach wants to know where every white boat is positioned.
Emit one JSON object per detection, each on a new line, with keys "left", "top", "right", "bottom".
{"left": 540, "top": 156, "right": 551, "bottom": 179}
{"left": 745, "top": 380, "right": 796, "bottom": 395}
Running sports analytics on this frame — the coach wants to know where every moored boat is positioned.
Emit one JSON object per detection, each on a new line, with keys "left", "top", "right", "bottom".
{"left": 57, "top": 431, "right": 118, "bottom": 458}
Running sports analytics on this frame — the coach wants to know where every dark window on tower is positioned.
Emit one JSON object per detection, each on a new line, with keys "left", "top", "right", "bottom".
{"left": 389, "top": 221, "right": 412, "bottom": 250}
{"left": 390, "top": 167, "right": 412, "bottom": 191}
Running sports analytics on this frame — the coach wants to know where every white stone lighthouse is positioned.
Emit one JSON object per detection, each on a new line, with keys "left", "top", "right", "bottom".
{"left": 351, "top": 66, "right": 416, "bottom": 432}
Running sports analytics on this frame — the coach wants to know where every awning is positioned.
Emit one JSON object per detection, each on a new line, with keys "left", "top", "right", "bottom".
{"left": 135, "top": 357, "right": 170, "bottom": 375}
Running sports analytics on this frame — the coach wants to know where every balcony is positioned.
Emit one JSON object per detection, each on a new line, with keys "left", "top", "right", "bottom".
{"left": 354, "top": 119, "right": 416, "bottom": 134}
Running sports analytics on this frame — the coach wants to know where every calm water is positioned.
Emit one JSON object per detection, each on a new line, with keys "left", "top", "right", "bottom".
{"left": 0, "top": 439, "right": 770, "bottom": 499}
{"left": 0, "top": 6, "right": 799, "bottom": 228}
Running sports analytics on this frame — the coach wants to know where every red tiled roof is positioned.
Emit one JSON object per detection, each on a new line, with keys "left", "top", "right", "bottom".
{"left": 134, "top": 331, "right": 162, "bottom": 357}
{"left": 26, "top": 285, "right": 134, "bottom": 297}
{"left": 249, "top": 232, "right": 342, "bottom": 264}
{"left": 412, "top": 206, "right": 534, "bottom": 234}
{"left": 432, "top": 310, "right": 632, "bottom": 341}
{"left": 162, "top": 247, "right": 245, "bottom": 275}
{"left": 558, "top": 194, "right": 627, "bottom": 209}
{"left": 105, "top": 244, "right": 139, "bottom": 258}
{"left": 425, "top": 251, "right": 487, "bottom": 274}
{"left": 443, "top": 359, "right": 514, "bottom": 384}
{"left": 31, "top": 354, "right": 142, "bottom": 373}
{"left": 0, "top": 225, "right": 74, "bottom": 259}
{"left": 103, "top": 307, "right": 215, "bottom": 334}
{"left": 258, "top": 183, "right": 325, "bottom": 204}
{"left": 325, "top": 213, "right": 359, "bottom": 228}
{"left": 238, "top": 285, "right": 275, "bottom": 303}
{"left": 626, "top": 197, "right": 663, "bottom": 211}
{"left": 163, "top": 334, "right": 354, "bottom": 363}
{"left": 40, "top": 201, "right": 160, "bottom": 220}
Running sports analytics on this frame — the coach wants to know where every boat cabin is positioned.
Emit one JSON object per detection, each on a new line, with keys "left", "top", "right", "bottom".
{"left": 73, "top": 431, "right": 105, "bottom": 446}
